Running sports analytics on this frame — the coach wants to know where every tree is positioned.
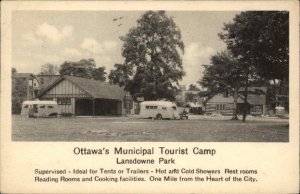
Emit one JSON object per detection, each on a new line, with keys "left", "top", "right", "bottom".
{"left": 219, "top": 11, "right": 289, "bottom": 120}
{"left": 11, "top": 68, "right": 27, "bottom": 114}
{"left": 118, "top": 11, "right": 185, "bottom": 101}
{"left": 199, "top": 51, "right": 243, "bottom": 120}
{"left": 92, "top": 67, "right": 107, "bottom": 81}
{"left": 59, "top": 58, "right": 107, "bottom": 81}
{"left": 188, "top": 84, "right": 200, "bottom": 91}
{"left": 59, "top": 58, "right": 96, "bottom": 79}
{"left": 108, "top": 63, "right": 133, "bottom": 88}
{"left": 40, "top": 63, "right": 60, "bottom": 75}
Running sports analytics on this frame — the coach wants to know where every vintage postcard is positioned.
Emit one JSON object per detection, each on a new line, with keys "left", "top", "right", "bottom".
{"left": 1, "top": 0, "right": 299, "bottom": 193}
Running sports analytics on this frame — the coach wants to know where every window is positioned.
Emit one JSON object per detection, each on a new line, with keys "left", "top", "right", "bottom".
{"left": 39, "top": 105, "right": 45, "bottom": 108}
{"left": 216, "top": 104, "right": 225, "bottom": 110}
{"left": 145, "top": 105, "right": 158, "bottom": 109}
{"left": 172, "top": 106, "right": 177, "bottom": 110}
{"left": 251, "top": 105, "right": 262, "bottom": 113}
{"left": 57, "top": 98, "right": 71, "bottom": 105}
{"left": 48, "top": 106, "right": 54, "bottom": 109}
{"left": 162, "top": 107, "right": 167, "bottom": 110}
{"left": 23, "top": 105, "right": 28, "bottom": 108}
{"left": 33, "top": 105, "right": 38, "bottom": 113}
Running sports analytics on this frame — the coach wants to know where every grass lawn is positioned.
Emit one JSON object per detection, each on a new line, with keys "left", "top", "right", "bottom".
{"left": 11, "top": 115, "right": 288, "bottom": 142}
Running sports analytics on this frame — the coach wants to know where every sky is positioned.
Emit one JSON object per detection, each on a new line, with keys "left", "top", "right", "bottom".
{"left": 12, "top": 11, "right": 239, "bottom": 87}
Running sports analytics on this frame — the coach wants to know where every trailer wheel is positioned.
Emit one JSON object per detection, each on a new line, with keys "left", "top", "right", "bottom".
{"left": 156, "top": 114, "right": 162, "bottom": 120}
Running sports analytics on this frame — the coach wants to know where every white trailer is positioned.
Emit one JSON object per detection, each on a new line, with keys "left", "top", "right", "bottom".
{"left": 139, "top": 101, "right": 179, "bottom": 120}
{"left": 21, "top": 100, "right": 60, "bottom": 118}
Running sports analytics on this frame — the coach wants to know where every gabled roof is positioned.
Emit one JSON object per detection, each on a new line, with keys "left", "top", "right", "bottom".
{"left": 239, "top": 87, "right": 267, "bottom": 105}
{"left": 206, "top": 87, "right": 267, "bottom": 105}
{"left": 36, "top": 74, "right": 61, "bottom": 90}
{"left": 37, "top": 75, "right": 126, "bottom": 101}
{"left": 244, "top": 93, "right": 266, "bottom": 105}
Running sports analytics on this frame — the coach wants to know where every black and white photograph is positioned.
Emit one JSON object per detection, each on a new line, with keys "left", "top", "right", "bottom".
{"left": 11, "top": 9, "right": 289, "bottom": 142}
{"left": 1, "top": 1, "right": 299, "bottom": 193}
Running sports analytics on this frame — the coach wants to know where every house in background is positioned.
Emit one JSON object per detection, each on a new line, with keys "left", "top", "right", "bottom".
{"left": 12, "top": 73, "right": 40, "bottom": 99}
{"left": 175, "top": 85, "right": 206, "bottom": 114}
{"left": 205, "top": 87, "right": 267, "bottom": 115}
{"left": 37, "top": 75, "right": 128, "bottom": 116}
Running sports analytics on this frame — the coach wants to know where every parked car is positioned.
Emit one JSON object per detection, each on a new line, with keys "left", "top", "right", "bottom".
{"left": 179, "top": 108, "right": 189, "bottom": 120}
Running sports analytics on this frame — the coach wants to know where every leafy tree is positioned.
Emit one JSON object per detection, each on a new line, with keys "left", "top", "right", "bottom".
{"left": 40, "top": 63, "right": 60, "bottom": 75}
{"left": 60, "top": 58, "right": 96, "bottom": 78}
{"left": 220, "top": 11, "right": 288, "bottom": 81}
{"left": 11, "top": 68, "right": 27, "bottom": 114}
{"left": 118, "top": 11, "right": 185, "bottom": 101}
{"left": 92, "top": 67, "right": 107, "bottom": 81}
{"left": 59, "top": 58, "right": 107, "bottom": 81}
{"left": 188, "top": 84, "right": 200, "bottom": 91}
{"left": 219, "top": 11, "right": 289, "bottom": 120}
{"left": 108, "top": 63, "right": 133, "bottom": 88}
{"left": 199, "top": 51, "right": 243, "bottom": 120}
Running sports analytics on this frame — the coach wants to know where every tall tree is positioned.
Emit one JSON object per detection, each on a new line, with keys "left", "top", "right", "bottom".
{"left": 40, "top": 63, "right": 60, "bottom": 75}
{"left": 59, "top": 58, "right": 96, "bottom": 79}
{"left": 119, "top": 11, "right": 185, "bottom": 101}
{"left": 59, "top": 58, "right": 107, "bottom": 81}
{"left": 219, "top": 11, "right": 289, "bottom": 120}
{"left": 11, "top": 68, "right": 27, "bottom": 114}
{"left": 199, "top": 51, "right": 243, "bottom": 120}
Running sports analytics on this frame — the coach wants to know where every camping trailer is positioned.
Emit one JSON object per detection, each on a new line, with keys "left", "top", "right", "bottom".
{"left": 139, "top": 101, "right": 179, "bottom": 119}
{"left": 21, "top": 100, "right": 60, "bottom": 118}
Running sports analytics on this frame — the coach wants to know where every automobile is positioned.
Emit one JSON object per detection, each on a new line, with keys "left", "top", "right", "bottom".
{"left": 179, "top": 108, "right": 189, "bottom": 120}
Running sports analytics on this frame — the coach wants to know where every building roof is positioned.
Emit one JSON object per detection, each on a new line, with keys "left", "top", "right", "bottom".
{"left": 23, "top": 100, "right": 57, "bottom": 105}
{"left": 239, "top": 87, "right": 267, "bottom": 94}
{"left": 206, "top": 87, "right": 267, "bottom": 105}
{"left": 36, "top": 74, "right": 61, "bottom": 89}
{"left": 141, "top": 101, "right": 177, "bottom": 107}
{"left": 239, "top": 87, "right": 267, "bottom": 105}
{"left": 206, "top": 94, "right": 245, "bottom": 104}
{"left": 13, "top": 73, "right": 36, "bottom": 79}
{"left": 245, "top": 94, "right": 266, "bottom": 105}
{"left": 37, "top": 75, "right": 126, "bottom": 101}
